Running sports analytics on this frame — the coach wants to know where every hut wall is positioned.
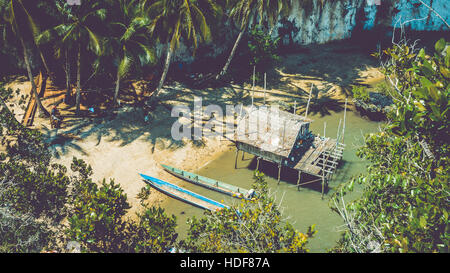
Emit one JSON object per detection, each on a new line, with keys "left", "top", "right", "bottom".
{"left": 236, "top": 142, "right": 284, "bottom": 164}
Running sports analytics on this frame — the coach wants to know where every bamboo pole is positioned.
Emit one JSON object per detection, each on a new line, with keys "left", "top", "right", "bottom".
{"left": 298, "top": 178, "right": 323, "bottom": 187}
{"left": 336, "top": 118, "right": 342, "bottom": 148}
{"left": 304, "top": 84, "right": 313, "bottom": 119}
{"left": 253, "top": 66, "right": 256, "bottom": 88}
{"left": 342, "top": 98, "right": 347, "bottom": 144}
{"left": 321, "top": 174, "right": 325, "bottom": 199}
{"left": 263, "top": 73, "right": 267, "bottom": 105}
{"left": 252, "top": 66, "right": 255, "bottom": 106}
{"left": 277, "top": 164, "right": 282, "bottom": 184}
{"left": 321, "top": 147, "right": 333, "bottom": 199}
{"left": 297, "top": 170, "right": 301, "bottom": 190}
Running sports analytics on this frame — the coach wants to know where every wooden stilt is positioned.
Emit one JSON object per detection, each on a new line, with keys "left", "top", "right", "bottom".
{"left": 277, "top": 164, "right": 281, "bottom": 184}
{"left": 321, "top": 175, "right": 325, "bottom": 199}
{"left": 336, "top": 118, "right": 342, "bottom": 144}
{"left": 242, "top": 151, "right": 245, "bottom": 160}
{"left": 252, "top": 66, "right": 255, "bottom": 106}
{"left": 342, "top": 98, "right": 347, "bottom": 144}
{"left": 251, "top": 90, "right": 254, "bottom": 106}
{"left": 253, "top": 66, "right": 256, "bottom": 88}
{"left": 264, "top": 73, "right": 267, "bottom": 105}
{"left": 297, "top": 170, "right": 301, "bottom": 190}
{"left": 235, "top": 149, "right": 239, "bottom": 169}
{"left": 256, "top": 157, "right": 260, "bottom": 171}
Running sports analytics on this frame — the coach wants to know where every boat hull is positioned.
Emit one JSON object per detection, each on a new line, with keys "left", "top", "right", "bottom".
{"left": 139, "top": 173, "right": 229, "bottom": 211}
{"left": 161, "top": 164, "right": 250, "bottom": 199}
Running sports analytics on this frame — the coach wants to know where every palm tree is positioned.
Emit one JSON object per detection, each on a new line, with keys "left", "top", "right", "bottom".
{"left": 2, "top": 0, "right": 49, "bottom": 117}
{"left": 217, "top": 0, "right": 292, "bottom": 79}
{"left": 143, "top": 0, "right": 221, "bottom": 106}
{"left": 39, "top": 0, "right": 104, "bottom": 114}
{"left": 37, "top": 1, "right": 76, "bottom": 103}
{"left": 107, "top": 0, "right": 155, "bottom": 105}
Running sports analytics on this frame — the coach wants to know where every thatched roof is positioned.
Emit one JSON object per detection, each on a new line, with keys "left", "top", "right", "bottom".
{"left": 235, "top": 106, "right": 312, "bottom": 158}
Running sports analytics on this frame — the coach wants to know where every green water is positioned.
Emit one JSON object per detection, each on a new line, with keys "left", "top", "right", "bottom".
{"left": 160, "top": 109, "right": 382, "bottom": 252}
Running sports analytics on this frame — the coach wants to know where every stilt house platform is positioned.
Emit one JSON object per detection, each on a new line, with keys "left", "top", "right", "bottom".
{"left": 233, "top": 106, "right": 346, "bottom": 197}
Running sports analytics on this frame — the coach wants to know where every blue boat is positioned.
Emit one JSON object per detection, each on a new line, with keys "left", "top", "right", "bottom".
{"left": 139, "top": 173, "right": 229, "bottom": 211}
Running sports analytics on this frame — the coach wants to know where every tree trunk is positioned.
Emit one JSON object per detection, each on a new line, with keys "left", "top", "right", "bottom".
{"left": 216, "top": 29, "right": 245, "bottom": 80}
{"left": 148, "top": 40, "right": 173, "bottom": 106}
{"left": 64, "top": 48, "right": 71, "bottom": 101}
{"left": 114, "top": 67, "right": 121, "bottom": 105}
{"left": 426, "top": 0, "right": 434, "bottom": 25}
{"left": 76, "top": 42, "right": 81, "bottom": 114}
{"left": 39, "top": 50, "right": 50, "bottom": 77}
{"left": 20, "top": 37, "right": 49, "bottom": 117}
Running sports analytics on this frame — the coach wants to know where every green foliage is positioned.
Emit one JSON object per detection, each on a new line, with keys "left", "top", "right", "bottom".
{"left": 181, "top": 171, "right": 316, "bottom": 253}
{"left": 0, "top": 207, "right": 51, "bottom": 253}
{"left": 0, "top": 82, "right": 72, "bottom": 251}
{"left": 332, "top": 39, "right": 450, "bottom": 253}
{"left": 351, "top": 85, "right": 370, "bottom": 102}
{"left": 229, "top": 0, "right": 292, "bottom": 30}
{"left": 375, "top": 39, "right": 449, "bottom": 147}
{"left": 67, "top": 169, "right": 131, "bottom": 252}
{"left": 0, "top": 85, "right": 49, "bottom": 163}
{"left": 0, "top": 161, "right": 70, "bottom": 219}
{"left": 67, "top": 157, "right": 179, "bottom": 253}
{"left": 144, "top": 0, "right": 220, "bottom": 51}
{"left": 247, "top": 26, "right": 280, "bottom": 73}
{"left": 0, "top": 84, "right": 69, "bottom": 221}
{"left": 2, "top": 81, "right": 180, "bottom": 252}
{"left": 128, "top": 206, "right": 178, "bottom": 253}
{"left": 374, "top": 81, "right": 392, "bottom": 97}
{"left": 107, "top": 0, "right": 156, "bottom": 76}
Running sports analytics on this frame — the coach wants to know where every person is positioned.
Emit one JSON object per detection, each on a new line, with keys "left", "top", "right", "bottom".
{"left": 51, "top": 105, "right": 59, "bottom": 117}
{"left": 51, "top": 105, "right": 61, "bottom": 128}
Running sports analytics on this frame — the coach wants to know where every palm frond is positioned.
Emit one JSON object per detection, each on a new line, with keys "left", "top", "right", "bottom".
{"left": 135, "top": 41, "right": 156, "bottom": 65}
{"left": 86, "top": 26, "right": 102, "bottom": 55}
{"left": 118, "top": 53, "right": 133, "bottom": 78}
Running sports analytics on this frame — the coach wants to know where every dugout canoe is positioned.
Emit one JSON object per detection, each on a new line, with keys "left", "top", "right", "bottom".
{"left": 139, "top": 173, "right": 229, "bottom": 211}
{"left": 161, "top": 164, "right": 253, "bottom": 200}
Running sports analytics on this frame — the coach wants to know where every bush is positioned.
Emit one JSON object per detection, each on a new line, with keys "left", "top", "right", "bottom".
{"left": 332, "top": 38, "right": 449, "bottom": 253}
{"left": 351, "top": 85, "right": 370, "bottom": 102}
{"left": 180, "top": 172, "right": 315, "bottom": 253}
{"left": 246, "top": 26, "right": 280, "bottom": 77}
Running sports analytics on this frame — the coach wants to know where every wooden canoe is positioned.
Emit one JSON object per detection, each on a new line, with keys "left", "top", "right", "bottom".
{"left": 161, "top": 164, "right": 251, "bottom": 199}
{"left": 139, "top": 173, "right": 229, "bottom": 211}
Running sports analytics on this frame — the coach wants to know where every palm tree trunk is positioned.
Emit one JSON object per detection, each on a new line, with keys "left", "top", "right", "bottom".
{"left": 76, "top": 42, "right": 81, "bottom": 114}
{"left": 64, "top": 48, "right": 71, "bottom": 101}
{"left": 149, "top": 39, "right": 173, "bottom": 105}
{"left": 216, "top": 29, "right": 245, "bottom": 80}
{"left": 114, "top": 68, "right": 121, "bottom": 105}
{"left": 20, "top": 37, "right": 49, "bottom": 117}
{"left": 39, "top": 50, "right": 50, "bottom": 77}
